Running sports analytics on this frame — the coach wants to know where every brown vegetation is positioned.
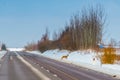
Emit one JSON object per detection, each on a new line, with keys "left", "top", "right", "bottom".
{"left": 37, "top": 6, "right": 105, "bottom": 52}
{"left": 116, "top": 55, "right": 120, "bottom": 61}
{"left": 24, "top": 42, "right": 37, "bottom": 51}
{"left": 101, "top": 47, "right": 116, "bottom": 64}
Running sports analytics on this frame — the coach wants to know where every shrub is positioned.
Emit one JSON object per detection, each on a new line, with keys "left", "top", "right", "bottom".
{"left": 101, "top": 47, "right": 116, "bottom": 64}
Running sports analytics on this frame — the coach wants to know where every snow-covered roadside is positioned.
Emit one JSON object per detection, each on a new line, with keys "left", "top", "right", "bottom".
{"left": 28, "top": 49, "right": 120, "bottom": 79}
{"left": 0, "top": 51, "right": 7, "bottom": 60}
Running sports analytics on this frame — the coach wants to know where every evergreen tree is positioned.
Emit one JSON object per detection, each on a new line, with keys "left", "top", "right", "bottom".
{"left": 1, "top": 44, "right": 7, "bottom": 50}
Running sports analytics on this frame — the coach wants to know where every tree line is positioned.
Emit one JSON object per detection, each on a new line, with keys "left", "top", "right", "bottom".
{"left": 25, "top": 6, "right": 105, "bottom": 52}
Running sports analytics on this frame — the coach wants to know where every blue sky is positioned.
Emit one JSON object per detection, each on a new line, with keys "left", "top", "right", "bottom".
{"left": 0, "top": 0, "right": 120, "bottom": 47}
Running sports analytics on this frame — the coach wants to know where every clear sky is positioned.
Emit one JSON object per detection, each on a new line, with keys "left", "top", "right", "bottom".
{"left": 0, "top": 0, "right": 120, "bottom": 47}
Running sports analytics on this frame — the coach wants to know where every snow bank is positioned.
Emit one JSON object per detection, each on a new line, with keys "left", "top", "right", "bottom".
{"left": 42, "top": 49, "right": 101, "bottom": 65}
{"left": 0, "top": 51, "right": 7, "bottom": 60}
{"left": 68, "top": 51, "right": 101, "bottom": 66}
{"left": 43, "top": 49, "right": 70, "bottom": 59}
{"left": 28, "top": 49, "right": 120, "bottom": 79}
{"left": 102, "top": 64, "right": 120, "bottom": 72}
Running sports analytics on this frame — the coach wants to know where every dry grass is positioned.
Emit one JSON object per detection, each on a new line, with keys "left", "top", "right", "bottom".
{"left": 101, "top": 47, "right": 116, "bottom": 64}
{"left": 116, "top": 55, "right": 120, "bottom": 61}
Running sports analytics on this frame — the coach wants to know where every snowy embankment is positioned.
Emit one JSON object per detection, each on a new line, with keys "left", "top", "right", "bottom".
{"left": 0, "top": 51, "right": 7, "bottom": 60}
{"left": 28, "top": 49, "right": 120, "bottom": 79}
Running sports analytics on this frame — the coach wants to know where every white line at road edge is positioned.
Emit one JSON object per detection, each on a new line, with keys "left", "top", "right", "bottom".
{"left": 10, "top": 56, "right": 13, "bottom": 61}
{"left": 15, "top": 52, "right": 51, "bottom": 80}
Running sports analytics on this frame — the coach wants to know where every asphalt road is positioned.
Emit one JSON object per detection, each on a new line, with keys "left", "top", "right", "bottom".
{"left": 0, "top": 51, "right": 119, "bottom": 80}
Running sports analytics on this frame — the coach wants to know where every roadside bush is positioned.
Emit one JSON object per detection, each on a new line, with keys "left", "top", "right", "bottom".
{"left": 101, "top": 47, "right": 116, "bottom": 64}
{"left": 24, "top": 42, "right": 37, "bottom": 51}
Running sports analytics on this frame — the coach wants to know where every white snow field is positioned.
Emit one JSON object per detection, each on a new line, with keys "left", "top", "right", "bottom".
{"left": 28, "top": 49, "right": 120, "bottom": 79}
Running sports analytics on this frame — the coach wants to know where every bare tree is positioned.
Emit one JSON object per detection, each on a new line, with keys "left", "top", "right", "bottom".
{"left": 37, "top": 5, "right": 105, "bottom": 51}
